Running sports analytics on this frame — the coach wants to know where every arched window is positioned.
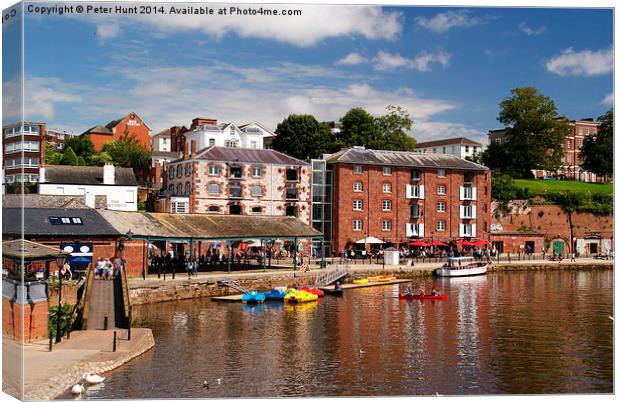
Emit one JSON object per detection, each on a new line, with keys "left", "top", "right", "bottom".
{"left": 208, "top": 206, "right": 220, "bottom": 213}
{"left": 177, "top": 183, "right": 183, "bottom": 195}
{"left": 185, "top": 164, "right": 192, "bottom": 176}
{"left": 168, "top": 184, "right": 175, "bottom": 194}
{"left": 185, "top": 182, "right": 191, "bottom": 194}
{"left": 176, "top": 165, "right": 182, "bottom": 178}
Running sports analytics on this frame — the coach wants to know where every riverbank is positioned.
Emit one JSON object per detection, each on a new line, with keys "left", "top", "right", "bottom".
{"left": 10, "top": 328, "right": 154, "bottom": 400}
{"left": 127, "top": 258, "right": 613, "bottom": 305}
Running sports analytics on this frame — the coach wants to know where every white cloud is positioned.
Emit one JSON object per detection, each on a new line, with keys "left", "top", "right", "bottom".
{"left": 546, "top": 47, "right": 613, "bottom": 76}
{"left": 413, "top": 121, "right": 487, "bottom": 145}
{"left": 374, "top": 50, "right": 451, "bottom": 72}
{"left": 601, "top": 93, "right": 613, "bottom": 106}
{"left": 76, "top": 5, "right": 402, "bottom": 47}
{"left": 96, "top": 23, "right": 121, "bottom": 40}
{"left": 337, "top": 52, "right": 368, "bottom": 65}
{"left": 415, "top": 10, "right": 489, "bottom": 33}
{"left": 518, "top": 22, "right": 547, "bottom": 36}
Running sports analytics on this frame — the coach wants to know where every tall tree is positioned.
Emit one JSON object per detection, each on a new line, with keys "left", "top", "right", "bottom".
{"left": 61, "top": 146, "right": 80, "bottom": 166}
{"left": 339, "top": 107, "right": 379, "bottom": 146}
{"left": 272, "top": 114, "right": 337, "bottom": 160}
{"left": 373, "top": 105, "right": 416, "bottom": 151}
{"left": 498, "top": 87, "right": 570, "bottom": 178}
{"left": 64, "top": 135, "right": 95, "bottom": 160}
{"left": 581, "top": 109, "right": 613, "bottom": 181}
{"left": 103, "top": 135, "right": 151, "bottom": 177}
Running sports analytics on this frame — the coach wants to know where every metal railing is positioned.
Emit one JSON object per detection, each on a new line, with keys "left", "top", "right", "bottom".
{"left": 315, "top": 264, "right": 349, "bottom": 287}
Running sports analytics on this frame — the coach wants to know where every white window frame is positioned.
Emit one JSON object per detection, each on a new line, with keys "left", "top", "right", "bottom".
{"left": 251, "top": 185, "right": 262, "bottom": 197}
{"left": 353, "top": 182, "right": 363, "bottom": 192}
{"left": 437, "top": 202, "right": 446, "bottom": 212}
{"left": 354, "top": 165, "right": 363, "bottom": 174}
{"left": 410, "top": 204, "right": 420, "bottom": 218}
{"left": 437, "top": 220, "right": 446, "bottom": 231}
{"left": 382, "top": 220, "right": 392, "bottom": 231}
{"left": 209, "top": 165, "right": 220, "bottom": 176}
{"left": 382, "top": 200, "right": 392, "bottom": 211}
{"left": 353, "top": 220, "right": 362, "bottom": 231}
{"left": 383, "top": 167, "right": 392, "bottom": 176}
{"left": 383, "top": 183, "right": 391, "bottom": 193}
{"left": 438, "top": 169, "right": 446, "bottom": 178}
{"left": 252, "top": 167, "right": 262, "bottom": 177}
{"left": 438, "top": 185, "right": 446, "bottom": 195}
{"left": 207, "top": 183, "right": 220, "bottom": 194}
{"left": 353, "top": 199, "right": 363, "bottom": 211}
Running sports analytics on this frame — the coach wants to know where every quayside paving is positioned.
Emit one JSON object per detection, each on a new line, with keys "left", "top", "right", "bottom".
{"left": 128, "top": 258, "right": 613, "bottom": 305}
{"left": 11, "top": 328, "right": 154, "bottom": 401}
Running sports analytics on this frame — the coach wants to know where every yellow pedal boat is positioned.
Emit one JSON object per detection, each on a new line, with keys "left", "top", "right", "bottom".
{"left": 284, "top": 290, "right": 319, "bottom": 303}
{"left": 352, "top": 278, "right": 369, "bottom": 284}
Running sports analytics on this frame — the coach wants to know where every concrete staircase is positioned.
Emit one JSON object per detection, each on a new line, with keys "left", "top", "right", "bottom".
{"left": 85, "top": 279, "right": 125, "bottom": 330}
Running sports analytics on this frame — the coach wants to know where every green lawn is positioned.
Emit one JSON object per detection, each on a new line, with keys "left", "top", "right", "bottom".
{"left": 513, "top": 179, "right": 613, "bottom": 196}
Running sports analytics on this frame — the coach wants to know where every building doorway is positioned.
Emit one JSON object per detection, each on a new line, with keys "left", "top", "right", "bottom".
{"left": 492, "top": 241, "right": 504, "bottom": 253}
{"left": 229, "top": 204, "right": 242, "bottom": 215}
{"left": 589, "top": 243, "right": 599, "bottom": 254}
{"left": 552, "top": 240, "right": 565, "bottom": 255}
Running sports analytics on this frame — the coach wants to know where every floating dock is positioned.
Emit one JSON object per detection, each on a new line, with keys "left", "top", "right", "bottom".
{"left": 211, "top": 278, "right": 412, "bottom": 302}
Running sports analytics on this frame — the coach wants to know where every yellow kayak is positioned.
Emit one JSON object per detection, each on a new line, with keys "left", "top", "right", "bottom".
{"left": 368, "top": 275, "right": 396, "bottom": 282}
{"left": 352, "top": 278, "right": 369, "bottom": 284}
{"left": 284, "top": 290, "right": 318, "bottom": 303}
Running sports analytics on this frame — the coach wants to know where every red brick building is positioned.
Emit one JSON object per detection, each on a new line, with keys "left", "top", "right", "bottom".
{"left": 325, "top": 147, "right": 491, "bottom": 253}
{"left": 81, "top": 112, "right": 151, "bottom": 152}
{"left": 2, "top": 121, "right": 46, "bottom": 184}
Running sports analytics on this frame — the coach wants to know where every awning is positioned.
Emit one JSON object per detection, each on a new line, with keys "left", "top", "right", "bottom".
{"left": 355, "top": 236, "right": 385, "bottom": 244}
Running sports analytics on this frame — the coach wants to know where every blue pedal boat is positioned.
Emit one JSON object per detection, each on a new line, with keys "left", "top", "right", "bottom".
{"left": 264, "top": 289, "right": 289, "bottom": 301}
{"left": 242, "top": 291, "right": 266, "bottom": 304}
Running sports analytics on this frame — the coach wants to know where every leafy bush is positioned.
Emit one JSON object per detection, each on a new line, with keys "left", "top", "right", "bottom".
{"left": 48, "top": 302, "right": 76, "bottom": 339}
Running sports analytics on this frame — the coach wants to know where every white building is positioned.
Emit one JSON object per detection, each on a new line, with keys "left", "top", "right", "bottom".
{"left": 38, "top": 165, "right": 138, "bottom": 211}
{"left": 184, "top": 121, "right": 275, "bottom": 152}
{"left": 415, "top": 137, "right": 483, "bottom": 159}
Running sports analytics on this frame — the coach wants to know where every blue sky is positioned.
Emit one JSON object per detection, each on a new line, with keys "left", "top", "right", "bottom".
{"left": 2, "top": 3, "right": 614, "bottom": 144}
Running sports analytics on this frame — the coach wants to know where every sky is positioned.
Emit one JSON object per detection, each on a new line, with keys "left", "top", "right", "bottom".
{"left": 2, "top": 2, "right": 614, "bottom": 145}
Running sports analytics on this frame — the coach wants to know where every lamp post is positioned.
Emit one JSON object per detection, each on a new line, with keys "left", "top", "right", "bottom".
{"left": 55, "top": 254, "right": 67, "bottom": 344}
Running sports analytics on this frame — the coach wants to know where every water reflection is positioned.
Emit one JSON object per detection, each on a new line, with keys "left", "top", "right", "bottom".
{"left": 80, "top": 270, "right": 613, "bottom": 399}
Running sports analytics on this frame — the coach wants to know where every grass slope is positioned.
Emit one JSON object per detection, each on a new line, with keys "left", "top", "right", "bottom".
{"left": 513, "top": 179, "right": 613, "bottom": 196}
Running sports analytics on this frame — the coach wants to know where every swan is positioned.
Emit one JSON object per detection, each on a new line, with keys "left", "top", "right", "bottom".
{"left": 83, "top": 373, "right": 105, "bottom": 384}
{"left": 71, "top": 384, "right": 85, "bottom": 395}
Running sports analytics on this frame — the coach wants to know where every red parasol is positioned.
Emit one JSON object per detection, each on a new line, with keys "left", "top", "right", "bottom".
{"left": 429, "top": 240, "right": 449, "bottom": 246}
{"left": 409, "top": 240, "right": 430, "bottom": 247}
{"left": 457, "top": 240, "right": 476, "bottom": 247}
{"left": 471, "top": 239, "right": 488, "bottom": 246}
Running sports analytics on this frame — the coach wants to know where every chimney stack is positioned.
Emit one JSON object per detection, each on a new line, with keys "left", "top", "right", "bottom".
{"left": 39, "top": 167, "right": 46, "bottom": 183}
{"left": 84, "top": 192, "right": 96, "bottom": 208}
{"left": 191, "top": 117, "right": 217, "bottom": 129}
{"left": 190, "top": 140, "right": 197, "bottom": 158}
{"left": 183, "top": 141, "right": 189, "bottom": 160}
{"left": 103, "top": 164, "right": 115, "bottom": 185}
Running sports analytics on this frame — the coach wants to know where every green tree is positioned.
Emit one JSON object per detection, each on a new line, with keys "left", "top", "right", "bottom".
{"left": 339, "top": 107, "right": 379, "bottom": 147}
{"left": 45, "top": 143, "right": 64, "bottom": 165}
{"left": 89, "top": 151, "right": 113, "bottom": 166}
{"left": 581, "top": 109, "right": 613, "bottom": 181}
{"left": 498, "top": 87, "right": 570, "bottom": 177}
{"left": 480, "top": 142, "right": 511, "bottom": 172}
{"left": 272, "top": 114, "right": 337, "bottom": 160}
{"left": 546, "top": 191, "right": 587, "bottom": 253}
{"left": 61, "top": 146, "right": 80, "bottom": 166}
{"left": 373, "top": 105, "right": 416, "bottom": 151}
{"left": 103, "top": 136, "right": 151, "bottom": 174}
{"left": 64, "top": 135, "right": 95, "bottom": 160}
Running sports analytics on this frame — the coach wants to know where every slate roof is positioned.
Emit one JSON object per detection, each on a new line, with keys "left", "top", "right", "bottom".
{"left": 42, "top": 166, "right": 138, "bottom": 186}
{"left": 327, "top": 147, "right": 488, "bottom": 171}
{"left": 2, "top": 194, "right": 107, "bottom": 209}
{"left": 415, "top": 137, "right": 482, "bottom": 148}
{"left": 105, "top": 118, "right": 123, "bottom": 129}
{"left": 180, "top": 146, "right": 309, "bottom": 166}
{"left": 82, "top": 125, "right": 112, "bottom": 135}
{"left": 2, "top": 239, "right": 69, "bottom": 260}
{"left": 2, "top": 208, "right": 121, "bottom": 237}
{"left": 98, "top": 210, "right": 322, "bottom": 240}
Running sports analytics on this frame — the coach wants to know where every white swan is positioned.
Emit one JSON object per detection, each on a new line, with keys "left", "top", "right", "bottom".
{"left": 71, "top": 384, "right": 85, "bottom": 395}
{"left": 83, "top": 373, "right": 105, "bottom": 384}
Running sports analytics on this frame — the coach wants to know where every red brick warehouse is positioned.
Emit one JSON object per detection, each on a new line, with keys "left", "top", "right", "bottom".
{"left": 81, "top": 112, "right": 152, "bottom": 152}
{"left": 324, "top": 147, "right": 491, "bottom": 253}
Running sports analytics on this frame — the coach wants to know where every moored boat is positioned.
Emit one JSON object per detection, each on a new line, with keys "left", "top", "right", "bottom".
{"left": 398, "top": 293, "right": 448, "bottom": 300}
{"left": 369, "top": 275, "right": 396, "bottom": 282}
{"left": 264, "top": 289, "right": 290, "bottom": 301}
{"left": 242, "top": 291, "right": 266, "bottom": 304}
{"left": 352, "top": 278, "right": 369, "bottom": 284}
{"left": 435, "top": 257, "right": 488, "bottom": 277}
{"left": 299, "top": 286, "right": 325, "bottom": 297}
{"left": 322, "top": 288, "right": 344, "bottom": 296}
{"left": 284, "top": 290, "right": 318, "bottom": 303}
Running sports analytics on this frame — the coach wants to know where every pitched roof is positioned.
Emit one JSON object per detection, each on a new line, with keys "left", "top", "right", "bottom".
{"left": 415, "top": 137, "right": 482, "bottom": 148}
{"left": 152, "top": 128, "right": 171, "bottom": 138}
{"left": 82, "top": 125, "right": 112, "bottom": 135}
{"left": 42, "top": 166, "right": 138, "bottom": 186}
{"left": 2, "top": 194, "right": 107, "bottom": 209}
{"left": 2, "top": 208, "right": 121, "bottom": 237}
{"left": 105, "top": 118, "right": 123, "bottom": 129}
{"left": 97, "top": 210, "right": 322, "bottom": 240}
{"left": 326, "top": 147, "right": 488, "bottom": 171}
{"left": 186, "top": 146, "right": 309, "bottom": 166}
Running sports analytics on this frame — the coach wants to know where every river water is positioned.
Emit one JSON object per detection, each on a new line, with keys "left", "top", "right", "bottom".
{"left": 81, "top": 269, "right": 613, "bottom": 398}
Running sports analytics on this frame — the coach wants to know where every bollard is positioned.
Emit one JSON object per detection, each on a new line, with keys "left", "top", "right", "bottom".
{"left": 104, "top": 316, "right": 108, "bottom": 330}
{"left": 128, "top": 308, "right": 132, "bottom": 341}
{"left": 49, "top": 336, "right": 53, "bottom": 352}
{"left": 113, "top": 331, "right": 117, "bottom": 352}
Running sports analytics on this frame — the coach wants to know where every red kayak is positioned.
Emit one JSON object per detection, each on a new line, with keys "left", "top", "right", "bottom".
{"left": 398, "top": 293, "right": 448, "bottom": 300}
{"left": 300, "top": 286, "right": 325, "bottom": 297}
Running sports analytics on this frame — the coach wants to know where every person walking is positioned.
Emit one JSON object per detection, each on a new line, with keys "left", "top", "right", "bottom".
{"left": 570, "top": 252, "right": 576, "bottom": 262}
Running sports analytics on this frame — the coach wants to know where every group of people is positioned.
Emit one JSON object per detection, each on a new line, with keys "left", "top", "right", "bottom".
{"left": 95, "top": 257, "right": 124, "bottom": 280}
{"left": 404, "top": 285, "right": 441, "bottom": 296}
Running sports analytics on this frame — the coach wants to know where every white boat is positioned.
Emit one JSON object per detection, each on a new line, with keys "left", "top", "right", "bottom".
{"left": 435, "top": 257, "right": 488, "bottom": 277}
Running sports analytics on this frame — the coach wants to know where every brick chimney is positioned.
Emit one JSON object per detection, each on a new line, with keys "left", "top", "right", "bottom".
{"left": 183, "top": 141, "right": 189, "bottom": 160}
{"left": 191, "top": 117, "right": 217, "bottom": 129}
{"left": 190, "top": 140, "right": 197, "bottom": 158}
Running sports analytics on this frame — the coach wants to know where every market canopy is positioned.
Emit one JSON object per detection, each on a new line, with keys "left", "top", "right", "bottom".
{"left": 355, "top": 236, "right": 385, "bottom": 244}
{"left": 409, "top": 240, "right": 430, "bottom": 247}
{"left": 97, "top": 210, "right": 323, "bottom": 241}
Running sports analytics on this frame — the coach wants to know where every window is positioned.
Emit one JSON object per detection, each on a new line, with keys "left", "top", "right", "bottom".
{"left": 383, "top": 167, "right": 392, "bottom": 176}
{"left": 252, "top": 167, "right": 262, "bottom": 177}
{"left": 171, "top": 201, "right": 188, "bottom": 214}
{"left": 177, "top": 183, "right": 183, "bottom": 195}
{"left": 353, "top": 182, "right": 363, "bottom": 192}
{"left": 185, "top": 182, "right": 191, "bottom": 194}
{"left": 578, "top": 127, "right": 583, "bottom": 134}
{"left": 176, "top": 165, "right": 182, "bottom": 178}
{"left": 285, "top": 206, "right": 297, "bottom": 217}
{"left": 353, "top": 220, "right": 362, "bottom": 231}
{"left": 251, "top": 206, "right": 262, "bottom": 214}
{"left": 208, "top": 138, "right": 216, "bottom": 146}
{"left": 230, "top": 185, "right": 242, "bottom": 198}
{"left": 209, "top": 165, "right": 220, "bottom": 176}
{"left": 168, "top": 184, "right": 175, "bottom": 194}
{"left": 230, "top": 166, "right": 242, "bottom": 178}
{"left": 225, "top": 140, "right": 238, "bottom": 148}
{"left": 411, "top": 169, "right": 421, "bottom": 181}
{"left": 285, "top": 187, "right": 298, "bottom": 200}
{"left": 383, "top": 183, "right": 391, "bottom": 193}
{"left": 438, "top": 185, "right": 446, "bottom": 195}
{"left": 251, "top": 185, "right": 262, "bottom": 197}
{"left": 382, "top": 220, "right": 392, "bottom": 231}
{"left": 437, "top": 220, "right": 446, "bottom": 231}
{"left": 168, "top": 168, "right": 175, "bottom": 179}
{"left": 437, "top": 202, "right": 446, "bottom": 212}
{"left": 442, "top": 147, "right": 446, "bottom": 154}
{"left": 207, "top": 183, "right": 220, "bottom": 194}
{"left": 578, "top": 140, "right": 583, "bottom": 148}
{"left": 286, "top": 169, "right": 299, "bottom": 182}
{"left": 462, "top": 205, "right": 474, "bottom": 218}
{"left": 184, "top": 164, "right": 191, "bottom": 176}
{"left": 354, "top": 165, "right": 363, "bottom": 174}
{"left": 410, "top": 204, "right": 420, "bottom": 218}
{"left": 438, "top": 169, "right": 446, "bottom": 178}
{"left": 567, "top": 141, "right": 571, "bottom": 149}
{"left": 473, "top": 147, "right": 478, "bottom": 154}
{"left": 465, "top": 145, "right": 469, "bottom": 153}
{"left": 49, "top": 217, "right": 84, "bottom": 225}
{"left": 382, "top": 200, "right": 392, "bottom": 211}
{"left": 462, "top": 186, "right": 474, "bottom": 199}
{"left": 208, "top": 206, "right": 220, "bottom": 213}
{"left": 353, "top": 200, "right": 363, "bottom": 211}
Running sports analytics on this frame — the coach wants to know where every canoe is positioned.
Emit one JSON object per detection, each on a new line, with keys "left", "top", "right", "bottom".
{"left": 299, "top": 286, "right": 325, "bottom": 297}
{"left": 284, "top": 290, "right": 318, "bottom": 303}
{"left": 322, "top": 288, "right": 344, "bottom": 296}
{"left": 371, "top": 275, "right": 396, "bottom": 282}
{"left": 352, "top": 278, "right": 369, "bottom": 284}
{"left": 242, "top": 291, "right": 266, "bottom": 303}
{"left": 264, "top": 289, "right": 289, "bottom": 301}
{"left": 398, "top": 293, "right": 448, "bottom": 300}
